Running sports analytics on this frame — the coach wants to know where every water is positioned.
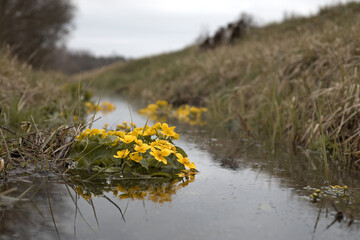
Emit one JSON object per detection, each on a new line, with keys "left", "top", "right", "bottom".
{"left": 1, "top": 96, "right": 360, "bottom": 240}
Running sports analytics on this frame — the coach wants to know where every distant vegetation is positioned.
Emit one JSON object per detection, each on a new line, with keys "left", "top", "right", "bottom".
{"left": 0, "top": 0, "right": 125, "bottom": 74}
{"left": 45, "top": 46, "right": 126, "bottom": 75}
{"left": 0, "top": 0, "right": 74, "bottom": 68}
{"left": 79, "top": 2, "right": 360, "bottom": 167}
{"left": 199, "top": 13, "right": 254, "bottom": 50}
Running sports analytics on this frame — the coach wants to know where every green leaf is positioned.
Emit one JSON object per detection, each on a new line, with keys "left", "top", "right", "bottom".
{"left": 176, "top": 146, "right": 188, "bottom": 157}
{"left": 150, "top": 172, "right": 171, "bottom": 178}
{"left": 91, "top": 166, "right": 103, "bottom": 172}
{"left": 91, "top": 166, "right": 121, "bottom": 173}
{"left": 139, "top": 158, "right": 149, "bottom": 169}
{"left": 104, "top": 167, "right": 122, "bottom": 173}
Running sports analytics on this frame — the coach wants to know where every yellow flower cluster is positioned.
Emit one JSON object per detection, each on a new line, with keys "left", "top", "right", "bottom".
{"left": 75, "top": 122, "right": 196, "bottom": 171}
{"left": 138, "top": 100, "right": 171, "bottom": 122}
{"left": 85, "top": 101, "right": 116, "bottom": 114}
{"left": 76, "top": 128, "right": 109, "bottom": 140}
{"left": 116, "top": 121, "right": 137, "bottom": 132}
{"left": 174, "top": 105, "right": 207, "bottom": 126}
{"left": 102, "top": 101, "right": 116, "bottom": 112}
{"left": 85, "top": 101, "right": 101, "bottom": 113}
{"left": 138, "top": 100, "right": 207, "bottom": 126}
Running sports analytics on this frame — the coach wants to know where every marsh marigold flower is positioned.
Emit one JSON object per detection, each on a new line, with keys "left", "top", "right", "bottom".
{"left": 114, "top": 149, "right": 130, "bottom": 159}
{"left": 135, "top": 143, "right": 150, "bottom": 153}
{"left": 129, "top": 152, "right": 143, "bottom": 162}
{"left": 176, "top": 153, "right": 196, "bottom": 169}
{"left": 150, "top": 147, "right": 172, "bottom": 164}
{"left": 160, "top": 123, "right": 177, "bottom": 137}
{"left": 120, "top": 134, "right": 136, "bottom": 144}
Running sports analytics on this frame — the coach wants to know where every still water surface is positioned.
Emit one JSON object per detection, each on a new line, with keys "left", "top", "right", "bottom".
{"left": 1, "top": 96, "right": 360, "bottom": 240}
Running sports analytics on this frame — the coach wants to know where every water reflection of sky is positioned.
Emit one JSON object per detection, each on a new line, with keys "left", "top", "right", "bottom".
{"left": 1, "top": 96, "right": 360, "bottom": 240}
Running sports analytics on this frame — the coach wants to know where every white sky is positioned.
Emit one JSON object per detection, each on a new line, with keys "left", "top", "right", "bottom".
{"left": 67, "top": 0, "right": 347, "bottom": 58}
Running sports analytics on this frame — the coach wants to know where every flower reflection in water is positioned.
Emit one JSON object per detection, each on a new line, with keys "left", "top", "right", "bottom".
{"left": 138, "top": 100, "right": 207, "bottom": 126}
{"left": 72, "top": 173, "right": 196, "bottom": 205}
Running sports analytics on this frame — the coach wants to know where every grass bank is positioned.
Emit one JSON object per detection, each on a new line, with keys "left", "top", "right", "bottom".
{"left": 0, "top": 47, "right": 90, "bottom": 176}
{"left": 78, "top": 2, "right": 360, "bottom": 167}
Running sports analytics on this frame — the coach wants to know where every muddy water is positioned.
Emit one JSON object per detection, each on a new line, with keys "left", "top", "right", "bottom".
{"left": 1, "top": 96, "right": 360, "bottom": 240}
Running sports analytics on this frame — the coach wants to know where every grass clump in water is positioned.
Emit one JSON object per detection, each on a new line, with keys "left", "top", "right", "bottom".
{"left": 0, "top": 47, "right": 91, "bottom": 176}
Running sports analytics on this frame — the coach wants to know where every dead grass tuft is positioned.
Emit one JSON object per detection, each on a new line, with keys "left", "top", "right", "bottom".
{"left": 0, "top": 47, "right": 89, "bottom": 175}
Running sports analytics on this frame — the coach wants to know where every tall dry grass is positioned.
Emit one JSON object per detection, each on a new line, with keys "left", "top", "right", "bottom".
{"left": 0, "top": 47, "right": 89, "bottom": 173}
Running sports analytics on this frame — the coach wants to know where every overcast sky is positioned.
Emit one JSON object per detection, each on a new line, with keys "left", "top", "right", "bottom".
{"left": 67, "top": 0, "right": 347, "bottom": 58}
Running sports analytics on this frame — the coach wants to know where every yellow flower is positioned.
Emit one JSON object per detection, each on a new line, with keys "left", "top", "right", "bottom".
{"left": 90, "top": 128, "right": 105, "bottom": 136}
{"left": 190, "top": 106, "right": 201, "bottom": 113}
{"left": 114, "top": 131, "right": 125, "bottom": 138}
{"left": 151, "top": 122, "right": 162, "bottom": 130}
{"left": 100, "top": 132, "right": 108, "bottom": 138}
{"left": 138, "top": 104, "right": 158, "bottom": 115}
{"left": 160, "top": 123, "right": 177, "bottom": 137}
{"left": 150, "top": 147, "right": 172, "bottom": 164}
{"left": 177, "top": 172, "right": 186, "bottom": 178}
{"left": 83, "top": 128, "right": 91, "bottom": 135}
{"left": 91, "top": 129, "right": 99, "bottom": 135}
{"left": 151, "top": 139, "right": 176, "bottom": 152}
{"left": 143, "top": 128, "right": 156, "bottom": 136}
{"left": 147, "top": 104, "right": 158, "bottom": 112}
{"left": 135, "top": 143, "right": 150, "bottom": 153}
{"left": 101, "top": 101, "right": 116, "bottom": 112}
{"left": 113, "top": 149, "right": 130, "bottom": 158}
{"left": 120, "top": 134, "right": 136, "bottom": 144}
{"left": 134, "top": 138, "right": 143, "bottom": 145}
{"left": 129, "top": 152, "right": 143, "bottom": 162}
{"left": 130, "top": 128, "right": 140, "bottom": 137}
{"left": 85, "top": 101, "right": 92, "bottom": 108}
{"left": 176, "top": 153, "right": 196, "bottom": 169}
{"left": 173, "top": 133, "right": 180, "bottom": 140}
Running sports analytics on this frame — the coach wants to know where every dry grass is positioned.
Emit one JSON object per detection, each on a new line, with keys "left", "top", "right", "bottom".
{"left": 0, "top": 47, "right": 89, "bottom": 174}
